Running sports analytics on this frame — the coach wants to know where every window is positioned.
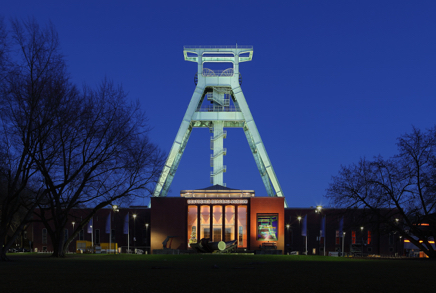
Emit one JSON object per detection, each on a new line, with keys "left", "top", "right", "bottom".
{"left": 367, "top": 230, "right": 372, "bottom": 245}
{"left": 42, "top": 228, "right": 47, "bottom": 245}
{"left": 200, "top": 205, "right": 210, "bottom": 240}
{"left": 212, "top": 206, "right": 223, "bottom": 242}
{"left": 351, "top": 231, "right": 356, "bottom": 244}
{"left": 188, "top": 205, "right": 198, "bottom": 247}
{"left": 79, "top": 229, "right": 84, "bottom": 241}
{"left": 237, "top": 206, "right": 247, "bottom": 247}
{"left": 95, "top": 229, "right": 100, "bottom": 244}
{"left": 257, "top": 214, "right": 278, "bottom": 241}
{"left": 24, "top": 231, "right": 27, "bottom": 240}
{"left": 336, "top": 230, "right": 340, "bottom": 245}
{"left": 224, "top": 205, "right": 235, "bottom": 241}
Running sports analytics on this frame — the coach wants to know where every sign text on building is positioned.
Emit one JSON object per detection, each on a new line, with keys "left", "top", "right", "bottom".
{"left": 187, "top": 199, "right": 248, "bottom": 204}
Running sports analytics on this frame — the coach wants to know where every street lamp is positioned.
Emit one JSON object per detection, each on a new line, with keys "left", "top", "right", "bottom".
{"left": 133, "top": 214, "right": 137, "bottom": 253}
{"left": 342, "top": 231, "right": 346, "bottom": 257}
{"left": 297, "top": 216, "right": 302, "bottom": 223}
{"left": 316, "top": 205, "right": 322, "bottom": 213}
{"left": 145, "top": 223, "right": 149, "bottom": 253}
{"left": 111, "top": 205, "right": 119, "bottom": 254}
{"left": 286, "top": 224, "right": 291, "bottom": 254}
{"left": 72, "top": 221, "right": 75, "bottom": 230}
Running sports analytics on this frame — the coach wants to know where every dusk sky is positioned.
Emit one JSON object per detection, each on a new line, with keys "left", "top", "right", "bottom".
{"left": 3, "top": 1, "right": 436, "bottom": 207}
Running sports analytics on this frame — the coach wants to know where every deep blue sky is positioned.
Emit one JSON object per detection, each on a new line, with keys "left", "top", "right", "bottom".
{"left": 3, "top": 1, "right": 436, "bottom": 207}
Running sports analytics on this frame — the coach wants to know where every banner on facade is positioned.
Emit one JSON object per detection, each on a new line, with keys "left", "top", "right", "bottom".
{"left": 301, "top": 215, "right": 307, "bottom": 236}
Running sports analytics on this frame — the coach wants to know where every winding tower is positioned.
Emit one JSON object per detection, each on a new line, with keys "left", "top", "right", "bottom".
{"left": 154, "top": 46, "right": 287, "bottom": 207}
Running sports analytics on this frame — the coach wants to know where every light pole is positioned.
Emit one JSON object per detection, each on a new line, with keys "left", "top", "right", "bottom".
{"left": 315, "top": 205, "right": 325, "bottom": 256}
{"left": 145, "top": 223, "right": 149, "bottom": 254}
{"left": 286, "top": 224, "right": 290, "bottom": 254}
{"left": 133, "top": 214, "right": 137, "bottom": 253}
{"left": 360, "top": 226, "right": 364, "bottom": 256}
{"left": 342, "top": 231, "right": 346, "bottom": 257}
{"left": 112, "top": 205, "right": 119, "bottom": 254}
{"left": 72, "top": 222, "right": 75, "bottom": 244}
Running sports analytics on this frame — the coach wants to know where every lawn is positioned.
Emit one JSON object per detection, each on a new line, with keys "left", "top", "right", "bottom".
{"left": 1, "top": 253, "right": 435, "bottom": 292}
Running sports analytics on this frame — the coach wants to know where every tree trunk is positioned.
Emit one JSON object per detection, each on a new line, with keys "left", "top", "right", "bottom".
{"left": 0, "top": 234, "right": 12, "bottom": 261}
{"left": 0, "top": 249, "right": 10, "bottom": 261}
{"left": 51, "top": 231, "right": 66, "bottom": 258}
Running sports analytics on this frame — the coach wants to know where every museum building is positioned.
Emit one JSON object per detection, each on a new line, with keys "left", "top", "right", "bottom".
{"left": 21, "top": 185, "right": 404, "bottom": 256}
{"left": 150, "top": 185, "right": 285, "bottom": 253}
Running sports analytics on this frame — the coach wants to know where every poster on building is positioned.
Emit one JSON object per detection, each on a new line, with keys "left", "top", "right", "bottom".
{"left": 257, "top": 214, "right": 278, "bottom": 241}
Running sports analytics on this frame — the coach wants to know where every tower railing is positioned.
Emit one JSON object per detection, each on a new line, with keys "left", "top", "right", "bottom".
{"left": 184, "top": 45, "right": 253, "bottom": 49}
{"left": 197, "top": 105, "right": 240, "bottom": 112}
{"left": 210, "top": 166, "right": 227, "bottom": 177}
{"left": 211, "top": 130, "right": 227, "bottom": 141}
{"left": 210, "top": 149, "right": 227, "bottom": 167}
{"left": 206, "top": 92, "right": 230, "bottom": 106}
{"left": 202, "top": 68, "right": 234, "bottom": 77}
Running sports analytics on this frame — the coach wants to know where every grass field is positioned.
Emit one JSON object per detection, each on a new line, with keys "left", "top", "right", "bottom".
{"left": 1, "top": 253, "right": 435, "bottom": 293}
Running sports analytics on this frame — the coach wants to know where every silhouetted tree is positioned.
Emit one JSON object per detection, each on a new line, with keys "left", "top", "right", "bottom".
{"left": 0, "top": 17, "right": 164, "bottom": 259}
{"left": 34, "top": 79, "right": 164, "bottom": 257}
{"left": 0, "top": 17, "right": 57, "bottom": 261}
{"left": 326, "top": 127, "right": 436, "bottom": 258}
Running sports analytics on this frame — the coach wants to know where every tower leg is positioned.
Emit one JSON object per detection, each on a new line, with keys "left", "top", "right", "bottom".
{"left": 233, "top": 85, "right": 287, "bottom": 207}
{"left": 161, "top": 125, "right": 193, "bottom": 196}
{"left": 244, "top": 127, "right": 274, "bottom": 197}
{"left": 153, "top": 86, "right": 204, "bottom": 197}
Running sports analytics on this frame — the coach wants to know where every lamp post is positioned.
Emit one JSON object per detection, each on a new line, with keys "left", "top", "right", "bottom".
{"left": 145, "top": 223, "right": 149, "bottom": 254}
{"left": 133, "top": 214, "right": 137, "bottom": 253}
{"left": 71, "top": 222, "right": 75, "bottom": 243}
{"left": 111, "top": 205, "right": 119, "bottom": 254}
{"left": 342, "top": 231, "right": 346, "bottom": 257}
{"left": 315, "top": 205, "right": 325, "bottom": 256}
{"left": 286, "top": 224, "right": 290, "bottom": 254}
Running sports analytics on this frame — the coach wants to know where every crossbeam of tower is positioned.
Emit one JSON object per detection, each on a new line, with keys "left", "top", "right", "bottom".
{"left": 154, "top": 45, "right": 287, "bottom": 207}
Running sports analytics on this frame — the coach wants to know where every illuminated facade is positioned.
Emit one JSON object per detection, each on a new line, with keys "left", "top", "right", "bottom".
{"left": 150, "top": 186, "right": 285, "bottom": 253}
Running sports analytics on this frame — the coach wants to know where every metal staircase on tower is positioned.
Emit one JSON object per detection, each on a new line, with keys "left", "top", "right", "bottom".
{"left": 153, "top": 45, "right": 287, "bottom": 207}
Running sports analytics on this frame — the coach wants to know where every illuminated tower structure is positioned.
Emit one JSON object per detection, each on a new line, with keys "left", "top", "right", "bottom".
{"left": 153, "top": 46, "right": 287, "bottom": 207}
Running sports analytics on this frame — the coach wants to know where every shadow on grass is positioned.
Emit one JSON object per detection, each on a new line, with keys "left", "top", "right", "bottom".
{"left": 1, "top": 254, "right": 435, "bottom": 292}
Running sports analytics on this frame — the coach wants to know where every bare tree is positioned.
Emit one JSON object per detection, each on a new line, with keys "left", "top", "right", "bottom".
{"left": 0, "top": 17, "right": 59, "bottom": 261}
{"left": 0, "top": 17, "right": 164, "bottom": 259}
{"left": 326, "top": 127, "right": 436, "bottom": 258}
{"left": 33, "top": 80, "right": 164, "bottom": 257}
